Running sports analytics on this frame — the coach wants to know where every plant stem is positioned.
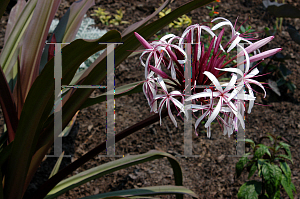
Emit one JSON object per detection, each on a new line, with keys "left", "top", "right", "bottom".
{"left": 32, "top": 105, "right": 175, "bottom": 199}
{"left": 262, "top": 175, "right": 265, "bottom": 196}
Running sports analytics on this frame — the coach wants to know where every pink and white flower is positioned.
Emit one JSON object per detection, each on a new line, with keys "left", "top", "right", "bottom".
{"left": 135, "top": 17, "right": 281, "bottom": 138}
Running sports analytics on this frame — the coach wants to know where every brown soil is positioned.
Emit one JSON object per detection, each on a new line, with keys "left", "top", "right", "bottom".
{"left": 1, "top": 0, "right": 300, "bottom": 198}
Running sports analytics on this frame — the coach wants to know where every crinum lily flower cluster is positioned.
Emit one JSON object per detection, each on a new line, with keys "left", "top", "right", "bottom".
{"left": 134, "top": 17, "right": 281, "bottom": 138}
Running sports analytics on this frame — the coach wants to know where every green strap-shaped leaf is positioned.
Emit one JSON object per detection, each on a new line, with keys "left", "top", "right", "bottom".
{"left": 62, "top": 0, "right": 95, "bottom": 43}
{"left": 5, "top": 30, "right": 121, "bottom": 199}
{"left": 237, "top": 181, "right": 262, "bottom": 199}
{"left": 236, "top": 152, "right": 250, "bottom": 178}
{"left": 19, "top": 0, "right": 61, "bottom": 102}
{"left": 80, "top": 79, "right": 175, "bottom": 110}
{"left": 45, "top": 150, "right": 183, "bottom": 199}
{"left": 37, "top": 30, "right": 122, "bottom": 148}
{"left": 40, "top": 0, "right": 95, "bottom": 72}
{"left": 0, "top": 0, "right": 37, "bottom": 92}
{"left": 0, "top": 65, "right": 18, "bottom": 142}
{"left": 4, "top": 0, "right": 27, "bottom": 44}
{"left": 25, "top": 31, "right": 122, "bottom": 193}
{"left": 79, "top": 186, "right": 198, "bottom": 199}
{"left": 49, "top": 151, "right": 65, "bottom": 179}
{"left": 80, "top": 80, "right": 144, "bottom": 109}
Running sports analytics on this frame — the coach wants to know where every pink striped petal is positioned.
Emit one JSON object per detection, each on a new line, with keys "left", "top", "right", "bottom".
{"left": 134, "top": 32, "right": 153, "bottom": 49}
{"left": 249, "top": 48, "right": 282, "bottom": 63}
{"left": 238, "top": 36, "right": 274, "bottom": 56}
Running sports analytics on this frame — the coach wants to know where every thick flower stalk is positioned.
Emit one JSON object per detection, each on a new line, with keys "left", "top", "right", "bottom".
{"left": 135, "top": 17, "right": 281, "bottom": 138}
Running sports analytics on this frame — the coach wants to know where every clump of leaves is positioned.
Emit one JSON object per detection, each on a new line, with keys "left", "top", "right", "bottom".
{"left": 91, "top": 7, "right": 111, "bottom": 25}
{"left": 91, "top": 7, "right": 129, "bottom": 26}
{"left": 158, "top": 8, "right": 192, "bottom": 29}
{"left": 109, "top": 9, "right": 130, "bottom": 26}
{"left": 236, "top": 133, "right": 297, "bottom": 199}
{"left": 169, "top": 14, "right": 192, "bottom": 29}
{"left": 206, "top": 5, "right": 219, "bottom": 17}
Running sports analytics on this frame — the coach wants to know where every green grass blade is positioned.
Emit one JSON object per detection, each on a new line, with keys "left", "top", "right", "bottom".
{"left": 45, "top": 150, "right": 183, "bottom": 199}
{"left": 79, "top": 186, "right": 198, "bottom": 199}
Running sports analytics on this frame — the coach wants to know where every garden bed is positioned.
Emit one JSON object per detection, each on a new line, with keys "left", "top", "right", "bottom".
{"left": 1, "top": 0, "right": 300, "bottom": 198}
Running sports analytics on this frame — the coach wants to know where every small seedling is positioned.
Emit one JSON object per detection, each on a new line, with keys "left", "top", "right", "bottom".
{"left": 236, "top": 133, "right": 297, "bottom": 199}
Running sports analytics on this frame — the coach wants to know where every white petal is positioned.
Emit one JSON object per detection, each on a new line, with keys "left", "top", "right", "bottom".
{"left": 211, "top": 21, "right": 233, "bottom": 31}
{"left": 153, "top": 94, "right": 165, "bottom": 100}
{"left": 167, "top": 100, "right": 177, "bottom": 127}
{"left": 185, "top": 104, "right": 208, "bottom": 110}
{"left": 195, "top": 110, "right": 209, "bottom": 130}
{"left": 201, "top": 25, "right": 217, "bottom": 38}
{"left": 237, "top": 43, "right": 250, "bottom": 73}
{"left": 227, "top": 36, "right": 241, "bottom": 53}
{"left": 170, "top": 63, "right": 176, "bottom": 80}
{"left": 245, "top": 67, "right": 259, "bottom": 78}
{"left": 215, "top": 67, "right": 244, "bottom": 77}
{"left": 160, "top": 34, "right": 177, "bottom": 42}
{"left": 203, "top": 71, "right": 222, "bottom": 91}
{"left": 234, "top": 94, "right": 256, "bottom": 100}
{"left": 151, "top": 100, "right": 158, "bottom": 113}
{"left": 171, "top": 97, "right": 185, "bottom": 115}
{"left": 247, "top": 87, "right": 255, "bottom": 114}
{"left": 228, "top": 82, "right": 244, "bottom": 101}
{"left": 224, "top": 74, "right": 237, "bottom": 92}
{"left": 207, "top": 125, "right": 211, "bottom": 138}
{"left": 157, "top": 77, "right": 168, "bottom": 93}
{"left": 205, "top": 99, "right": 222, "bottom": 128}
{"left": 246, "top": 79, "right": 266, "bottom": 98}
{"left": 185, "top": 91, "right": 213, "bottom": 101}
{"left": 229, "top": 101, "right": 245, "bottom": 129}
{"left": 158, "top": 99, "right": 166, "bottom": 125}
